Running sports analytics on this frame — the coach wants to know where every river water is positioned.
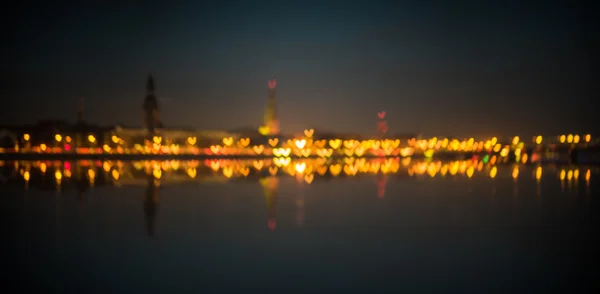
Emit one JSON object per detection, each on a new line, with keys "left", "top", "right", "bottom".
{"left": 1, "top": 160, "right": 598, "bottom": 293}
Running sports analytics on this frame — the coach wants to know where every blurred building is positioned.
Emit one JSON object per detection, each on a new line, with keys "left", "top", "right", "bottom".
{"left": 2, "top": 75, "right": 242, "bottom": 151}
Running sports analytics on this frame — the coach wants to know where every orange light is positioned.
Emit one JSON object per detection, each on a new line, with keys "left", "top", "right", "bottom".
{"left": 559, "top": 135, "right": 566, "bottom": 143}
{"left": 512, "top": 136, "right": 520, "bottom": 145}
{"left": 512, "top": 167, "right": 519, "bottom": 179}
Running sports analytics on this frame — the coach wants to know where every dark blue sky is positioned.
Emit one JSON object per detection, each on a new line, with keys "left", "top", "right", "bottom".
{"left": 2, "top": 1, "right": 598, "bottom": 138}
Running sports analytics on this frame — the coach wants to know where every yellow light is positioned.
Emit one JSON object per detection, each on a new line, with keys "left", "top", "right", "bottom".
{"left": 186, "top": 168, "right": 197, "bottom": 178}
{"left": 512, "top": 136, "right": 520, "bottom": 145}
{"left": 103, "top": 144, "right": 111, "bottom": 152}
{"left": 40, "top": 162, "right": 47, "bottom": 173}
{"left": 535, "top": 166, "right": 542, "bottom": 181}
{"left": 512, "top": 167, "right": 519, "bottom": 179}
{"left": 535, "top": 136, "right": 542, "bottom": 145}
{"left": 153, "top": 168, "right": 162, "bottom": 179}
{"left": 567, "top": 134, "right": 573, "bottom": 143}
{"left": 585, "top": 169, "right": 590, "bottom": 182}
{"left": 23, "top": 134, "right": 30, "bottom": 141}
{"left": 559, "top": 169, "right": 566, "bottom": 180}
{"left": 466, "top": 166, "right": 474, "bottom": 178}
{"left": 490, "top": 137, "right": 497, "bottom": 146}
{"left": 295, "top": 162, "right": 306, "bottom": 174}
{"left": 65, "top": 136, "right": 72, "bottom": 143}
{"left": 111, "top": 170, "right": 120, "bottom": 180}
{"left": 258, "top": 125, "right": 270, "bottom": 136}
{"left": 489, "top": 166, "right": 497, "bottom": 178}
{"left": 514, "top": 148, "right": 521, "bottom": 157}
{"left": 559, "top": 135, "right": 566, "bottom": 143}
{"left": 573, "top": 135, "right": 580, "bottom": 144}
{"left": 55, "top": 170, "right": 62, "bottom": 181}
{"left": 441, "top": 138, "right": 449, "bottom": 148}
{"left": 24, "top": 171, "right": 30, "bottom": 181}
{"left": 55, "top": 134, "right": 62, "bottom": 142}
{"left": 493, "top": 144, "right": 502, "bottom": 153}
{"left": 40, "top": 144, "right": 47, "bottom": 151}
{"left": 88, "top": 169, "right": 96, "bottom": 179}
{"left": 88, "top": 135, "right": 96, "bottom": 143}
{"left": 584, "top": 134, "right": 591, "bottom": 143}
{"left": 111, "top": 135, "right": 119, "bottom": 143}
{"left": 423, "top": 149, "right": 434, "bottom": 158}
{"left": 449, "top": 139, "right": 460, "bottom": 151}
{"left": 484, "top": 140, "right": 491, "bottom": 150}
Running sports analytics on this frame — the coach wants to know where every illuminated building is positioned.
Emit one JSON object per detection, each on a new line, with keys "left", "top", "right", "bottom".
{"left": 109, "top": 76, "right": 241, "bottom": 147}
{"left": 262, "top": 79, "right": 280, "bottom": 136}
{"left": 1, "top": 75, "right": 597, "bottom": 154}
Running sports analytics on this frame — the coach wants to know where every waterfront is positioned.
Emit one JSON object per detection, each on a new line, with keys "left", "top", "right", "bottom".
{"left": 1, "top": 160, "right": 598, "bottom": 292}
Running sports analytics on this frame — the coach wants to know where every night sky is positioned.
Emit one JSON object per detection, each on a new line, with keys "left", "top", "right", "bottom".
{"left": 3, "top": 1, "right": 599, "bottom": 138}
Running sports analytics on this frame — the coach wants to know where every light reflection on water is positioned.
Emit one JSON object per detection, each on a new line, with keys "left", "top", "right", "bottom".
{"left": 0, "top": 160, "right": 598, "bottom": 292}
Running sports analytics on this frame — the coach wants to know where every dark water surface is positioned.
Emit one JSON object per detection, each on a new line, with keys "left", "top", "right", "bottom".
{"left": 1, "top": 161, "right": 599, "bottom": 293}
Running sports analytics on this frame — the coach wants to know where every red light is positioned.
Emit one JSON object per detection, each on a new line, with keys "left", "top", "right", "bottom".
{"left": 64, "top": 161, "right": 71, "bottom": 170}
{"left": 64, "top": 144, "right": 71, "bottom": 151}
{"left": 377, "top": 176, "right": 387, "bottom": 199}
{"left": 268, "top": 219, "right": 276, "bottom": 231}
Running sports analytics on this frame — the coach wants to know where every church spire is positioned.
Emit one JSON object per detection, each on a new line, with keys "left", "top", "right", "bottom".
{"left": 263, "top": 78, "right": 280, "bottom": 135}
{"left": 143, "top": 74, "right": 160, "bottom": 133}
{"left": 147, "top": 75, "right": 155, "bottom": 94}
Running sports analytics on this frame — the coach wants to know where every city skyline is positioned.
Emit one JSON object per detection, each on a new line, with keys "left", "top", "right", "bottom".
{"left": 3, "top": 1, "right": 599, "bottom": 138}
{"left": 3, "top": 3, "right": 599, "bottom": 292}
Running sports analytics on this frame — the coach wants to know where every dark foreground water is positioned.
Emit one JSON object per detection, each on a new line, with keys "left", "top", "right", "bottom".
{"left": 1, "top": 160, "right": 599, "bottom": 293}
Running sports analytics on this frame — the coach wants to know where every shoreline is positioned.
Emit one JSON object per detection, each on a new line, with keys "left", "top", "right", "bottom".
{"left": 1, "top": 151, "right": 599, "bottom": 164}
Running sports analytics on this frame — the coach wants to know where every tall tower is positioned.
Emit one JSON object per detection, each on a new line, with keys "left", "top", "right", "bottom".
{"left": 143, "top": 75, "right": 160, "bottom": 134}
{"left": 263, "top": 79, "right": 280, "bottom": 135}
